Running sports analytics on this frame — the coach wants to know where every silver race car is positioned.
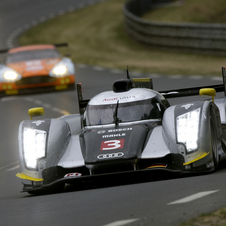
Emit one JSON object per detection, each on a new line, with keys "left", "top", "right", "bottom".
{"left": 16, "top": 68, "right": 226, "bottom": 194}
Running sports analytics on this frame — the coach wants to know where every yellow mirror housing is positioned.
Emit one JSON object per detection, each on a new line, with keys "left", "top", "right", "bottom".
{"left": 199, "top": 88, "right": 216, "bottom": 102}
{"left": 28, "top": 107, "right": 45, "bottom": 120}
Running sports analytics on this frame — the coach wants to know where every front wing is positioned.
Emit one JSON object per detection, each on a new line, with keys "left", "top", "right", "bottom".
{"left": 17, "top": 167, "right": 189, "bottom": 193}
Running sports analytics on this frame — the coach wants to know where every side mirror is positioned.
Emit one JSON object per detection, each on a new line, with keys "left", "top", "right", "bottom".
{"left": 28, "top": 107, "right": 45, "bottom": 120}
{"left": 199, "top": 88, "right": 216, "bottom": 102}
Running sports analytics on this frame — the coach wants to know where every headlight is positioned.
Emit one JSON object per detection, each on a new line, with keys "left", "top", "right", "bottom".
{"left": 52, "top": 65, "right": 67, "bottom": 76}
{"left": 176, "top": 108, "right": 201, "bottom": 152}
{"left": 3, "top": 70, "right": 18, "bottom": 80}
{"left": 23, "top": 128, "right": 47, "bottom": 169}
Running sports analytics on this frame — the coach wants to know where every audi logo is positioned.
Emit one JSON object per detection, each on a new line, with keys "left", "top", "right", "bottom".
{"left": 97, "top": 152, "right": 124, "bottom": 159}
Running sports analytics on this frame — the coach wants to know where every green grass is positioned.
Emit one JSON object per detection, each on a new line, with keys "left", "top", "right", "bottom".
{"left": 19, "top": 0, "right": 226, "bottom": 76}
{"left": 177, "top": 208, "right": 226, "bottom": 226}
{"left": 143, "top": 0, "right": 226, "bottom": 23}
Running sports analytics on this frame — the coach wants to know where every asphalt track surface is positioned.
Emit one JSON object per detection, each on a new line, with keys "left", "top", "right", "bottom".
{"left": 1, "top": 1, "right": 226, "bottom": 226}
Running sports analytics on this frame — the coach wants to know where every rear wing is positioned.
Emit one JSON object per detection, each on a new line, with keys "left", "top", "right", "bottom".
{"left": 77, "top": 67, "right": 226, "bottom": 114}
{"left": 132, "top": 78, "right": 153, "bottom": 89}
{"left": 159, "top": 84, "right": 224, "bottom": 98}
{"left": 159, "top": 67, "right": 226, "bottom": 98}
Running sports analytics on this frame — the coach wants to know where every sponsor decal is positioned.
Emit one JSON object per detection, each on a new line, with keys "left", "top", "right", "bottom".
{"left": 181, "top": 103, "right": 194, "bottom": 110}
{"left": 102, "top": 133, "right": 126, "bottom": 138}
{"left": 25, "top": 61, "right": 43, "bottom": 71}
{"left": 32, "top": 120, "right": 45, "bottom": 126}
{"left": 103, "top": 97, "right": 118, "bottom": 101}
{"left": 100, "top": 139, "right": 125, "bottom": 150}
{"left": 97, "top": 152, "right": 124, "bottom": 159}
{"left": 97, "top": 128, "right": 132, "bottom": 135}
{"left": 102, "top": 96, "right": 135, "bottom": 102}
{"left": 64, "top": 173, "right": 82, "bottom": 178}
{"left": 108, "top": 128, "right": 132, "bottom": 132}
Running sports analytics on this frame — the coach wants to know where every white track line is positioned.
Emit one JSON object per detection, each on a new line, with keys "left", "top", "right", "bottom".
{"left": 168, "top": 190, "right": 219, "bottom": 205}
{"left": 93, "top": 66, "right": 104, "bottom": 71}
{"left": 131, "top": 72, "right": 142, "bottom": 76}
{"left": 189, "top": 75, "right": 203, "bottom": 80}
{"left": 103, "top": 219, "right": 139, "bottom": 226}
{"left": 148, "top": 73, "right": 162, "bottom": 78}
{"left": 170, "top": 75, "right": 182, "bottom": 79}
{"left": 76, "top": 64, "right": 224, "bottom": 81}
{"left": 6, "top": 165, "right": 20, "bottom": 171}
{"left": 1, "top": 97, "right": 19, "bottom": 102}
{"left": 0, "top": 161, "right": 19, "bottom": 170}
{"left": 24, "top": 97, "right": 70, "bottom": 115}
{"left": 76, "top": 64, "right": 87, "bottom": 68}
{"left": 110, "top": 69, "right": 123, "bottom": 74}
{"left": 211, "top": 77, "right": 222, "bottom": 81}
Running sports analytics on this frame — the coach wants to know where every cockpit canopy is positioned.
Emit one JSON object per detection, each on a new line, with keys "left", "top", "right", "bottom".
{"left": 84, "top": 89, "right": 169, "bottom": 126}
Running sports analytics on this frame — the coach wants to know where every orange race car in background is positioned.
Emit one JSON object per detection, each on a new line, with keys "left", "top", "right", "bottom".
{"left": 0, "top": 44, "right": 75, "bottom": 97}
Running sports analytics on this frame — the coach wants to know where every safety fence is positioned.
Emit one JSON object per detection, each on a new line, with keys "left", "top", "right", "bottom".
{"left": 123, "top": 0, "right": 226, "bottom": 54}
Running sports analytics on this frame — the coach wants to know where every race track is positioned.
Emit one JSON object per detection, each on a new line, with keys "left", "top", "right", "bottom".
{"left": 1, "top": 1, "right": 226, "bottom": 226}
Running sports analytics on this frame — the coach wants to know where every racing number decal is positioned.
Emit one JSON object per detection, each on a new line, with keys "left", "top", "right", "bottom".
{"left": 100, "top": 139, "right": 124, "bottom": 150}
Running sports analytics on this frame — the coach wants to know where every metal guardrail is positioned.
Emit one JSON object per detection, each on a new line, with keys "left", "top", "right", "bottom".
{"left": 123, "top": 0, "right": 226, "bottom": 54}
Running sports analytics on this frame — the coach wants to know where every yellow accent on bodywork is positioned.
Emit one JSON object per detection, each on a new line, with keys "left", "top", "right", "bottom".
{"left": 6, "top": 90, "right": 18, "bottom": 95}
{"left": 132, "top": 78, "right": 151, "bottom": 82}
{"left": 28, "top": 107, "right": 45, "bottom": 120}
{"left": 55, "top": 84, "right": 68, "bottom": 90}
{"left": 183, "top": 152, "right": 209, "bottom": 165}
{"left": 199, "top": 88, "right": 216, "bottom": 102}
{"left": 16, "top": 173, "right": 43, "bottom": 181}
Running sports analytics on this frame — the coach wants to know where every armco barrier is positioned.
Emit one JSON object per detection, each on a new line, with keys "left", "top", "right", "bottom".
{"left": 123, "top": 0, "right": 226, "bottom": 54}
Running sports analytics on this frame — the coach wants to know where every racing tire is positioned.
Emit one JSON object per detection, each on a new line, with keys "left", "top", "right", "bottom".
{"left": 210, "top": 118, "right": 219, "bottom": 171}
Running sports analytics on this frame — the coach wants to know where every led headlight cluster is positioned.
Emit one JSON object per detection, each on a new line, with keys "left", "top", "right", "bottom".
{"left": 23, "top": 128, "right": 47, "bottom": 169}
{"left": 51, "top": 65, "right": 68, "bottom": 76}
{"left": 3, "top": 70, "right": 19, "bottom": 80}
{"left": 176, "top": 108, "right": 201, "bottom": 152}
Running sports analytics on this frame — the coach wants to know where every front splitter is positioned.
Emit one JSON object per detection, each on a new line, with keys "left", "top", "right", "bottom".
{"left": 21, "top": 168, "right": 196, "bottom": 193}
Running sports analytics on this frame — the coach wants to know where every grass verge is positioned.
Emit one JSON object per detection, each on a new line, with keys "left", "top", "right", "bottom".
{"left": 143, "top": 0, "right": 226, "bottom": 23}
{"left": 19, "top": 0, "right": 226, "bottom": 76}
{"left": 178, "top": 207, "right": 226, "bottom": 226}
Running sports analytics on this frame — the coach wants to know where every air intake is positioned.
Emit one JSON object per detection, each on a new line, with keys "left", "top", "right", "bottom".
{"left": 113, "top": 79, "right": 133, "bottom": 92}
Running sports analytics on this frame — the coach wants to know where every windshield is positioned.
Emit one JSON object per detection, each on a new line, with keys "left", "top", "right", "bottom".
{"left": 6, "top": 49, "right": 61, "bottom": 63}
{"left": 85, "top": 98, "right": 163, "bottom": 126}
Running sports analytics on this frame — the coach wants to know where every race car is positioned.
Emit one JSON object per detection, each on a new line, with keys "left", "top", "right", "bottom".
{"left": 0, "top": 44, "right": 75, "bottom": 97}
{"left": 16, "top": 67, "right": 226, "bottom": 194}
